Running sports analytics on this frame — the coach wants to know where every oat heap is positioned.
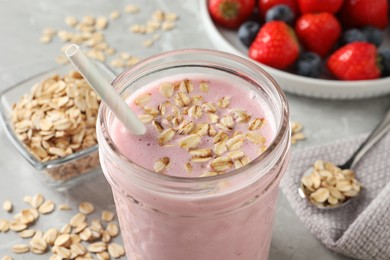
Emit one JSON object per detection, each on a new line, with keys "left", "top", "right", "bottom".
{"left": 0, "top": 195, "right": 124, "bottom": 260}
{"left": 11, "top": 71, "right": 100, "bottom": 181}
{"left": 39, "top": 4, "right": 179, "bottom": 68}
{"left": 12, "top": 71, "right": 99, "bottom": 162}
{"left": 301, "top": 160, "right": 363, "bottom": 207}
{"left": 135, "top": 79, "right": 268, "bottom": 177}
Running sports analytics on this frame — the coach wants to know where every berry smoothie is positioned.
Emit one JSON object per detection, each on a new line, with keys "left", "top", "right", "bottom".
{"left": 97, "top": 49, "right": 290, "bottom": 260}
{"left": 111, "top": 75, "right": 275, "bottom": 178}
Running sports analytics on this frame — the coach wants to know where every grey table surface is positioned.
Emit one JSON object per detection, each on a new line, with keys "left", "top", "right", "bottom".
{"left": 0, "top": 0, "right": 389, "bottom": 259}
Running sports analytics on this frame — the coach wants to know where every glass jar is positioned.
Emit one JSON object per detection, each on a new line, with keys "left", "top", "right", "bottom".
{"left": 97, "top": 49, "right": 290, "bottom": 260}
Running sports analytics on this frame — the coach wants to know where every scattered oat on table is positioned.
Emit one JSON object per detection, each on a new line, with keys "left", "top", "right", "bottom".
{"left": 291, "top": 121, "right": 305, "bottom": 144}
{"left": 23, "top": 196, "right": 32, "bottom": 205}
{"left": 30, "top": 194, "right": 44, "bottom": 209}
{"left": 2, "top": 200, "right": 12, "bottom": 213}
{"left": 65, "top": 16, "right": 78, "bottom": 27}
{"left": 39, "top": 6, "right": 179, "bottom": 66}
{"left": 108, "top": 243, "right": 125, "bottom": 258}
{"left": 39, "top": 11, "right": 128, "bottom": 65}
{"left": 128, "top": 9, "right": 179, "bottom": 48}
{"left": 19, "top": 229, "right": 36, "bottom": 238}
{"left": 124, "top": 4, "right": 140, "bottom": 14}
{"left": 40, "top": 34, "right": 52, "bottom": 44}
{"left": 12, "top": 244, "right": 30, "bottom": 254}
{"left": 0, "top": 195, "right": 125, "bottom": 259}
{"left": 143, "top": 39, "right": 154, "bottom": 48}
{"left": 110, "top": 11, "right": 121, "bottom": 20}
{"left": 38, "top": 200, "right": 55, "bottom": 214}
{"left": 79, "top": 202, "right": 95, "bottom": 215}
{"left": 40, "top": 27, "right": 56, "bottom": 44}
{"left": 58, "top": 204, "right": 72, "bottom": 211}
{"left": 101, "top": 211, "right": 114, "bottom": 222}
{"left": 0, "top": 219, "right": 10, "bottom": 232}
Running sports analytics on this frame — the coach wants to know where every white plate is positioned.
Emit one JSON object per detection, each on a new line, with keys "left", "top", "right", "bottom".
{"left": 200, "top": 0, "right": 390, "bottom": 99}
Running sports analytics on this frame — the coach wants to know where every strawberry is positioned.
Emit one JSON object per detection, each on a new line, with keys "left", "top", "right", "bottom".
{"left": 258, "top": 0, "right": 299, "bottom": 19}
{"left": 327, "top": 42, "right": 381, "bottom": 80}
{"left": 339, "top": 0, "right": 388, "bottom": 29}
{"left": 297, "top": 0, "right": 344, "bottom": 14}
{"left": 208, "top": 0, "right": 255, "bottom": 29}
{"left": 249, "top": 21, "right": 299, "bottom": 69}
{"left": 295, "top": 12, "right": 341, "bottom": 57}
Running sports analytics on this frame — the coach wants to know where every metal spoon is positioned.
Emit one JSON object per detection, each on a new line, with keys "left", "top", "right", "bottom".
{"left": 299, "top": 106, "right": 390, "bottom": 209}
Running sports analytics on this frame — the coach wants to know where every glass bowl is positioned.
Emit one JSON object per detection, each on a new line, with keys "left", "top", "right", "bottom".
{"left": 0, "top": 63, "right": 114, "bottom": 188}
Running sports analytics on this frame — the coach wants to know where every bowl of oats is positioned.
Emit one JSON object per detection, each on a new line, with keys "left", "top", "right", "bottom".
{"left": 0, "top": 64, "right": 106, "bottom": 186}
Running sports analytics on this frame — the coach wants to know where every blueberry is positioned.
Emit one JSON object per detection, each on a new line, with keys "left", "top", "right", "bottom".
{"left": 265, "top": 5, "right": 294, "bottom": 25}
{"left": 238, "top": 21, "right": 261, "bottom": 48}
{"left": 379, "top": 49, "right": 390, "bottom": 76}
{"left": 362, "top": 26, "right": 384, "bottom": 47}
{"left": 296, "top": 52, "right": 322, "bottom": 78}
{"left": 342, "top": 29, "right": 367, "bottom": 45}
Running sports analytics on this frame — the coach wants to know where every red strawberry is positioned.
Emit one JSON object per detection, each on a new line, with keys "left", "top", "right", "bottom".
{"left": 208, "top": 0, "right": 255, "bottom": 29}
{"left": 259, "top": 0, "right": 299, "bottom": 19}
{"left": 339, "top": 0, "right": 388, "bottom": 29}
{"left": 249, "top": 21, "right": 299, "bottom": 69}
{"left": 297, "top": 0, "right": 344, "bottom": 14}
{"left": 327, "top": 42, "right": 380, "bottom": 80}
{"left": 295, "top": 12, "right": 341, "bottom": 57}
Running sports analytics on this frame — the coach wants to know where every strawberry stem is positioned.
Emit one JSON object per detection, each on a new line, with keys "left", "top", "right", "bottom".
{"left": 219, "top": 1, "right": 239, "bottom": 20}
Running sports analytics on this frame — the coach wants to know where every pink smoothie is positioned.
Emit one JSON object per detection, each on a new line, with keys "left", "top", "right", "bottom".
{"left": 102, "top": 75, "right": 287, "bottom": 260}
{"left": 111, "top": 75, "right": 276, "bottom": 177}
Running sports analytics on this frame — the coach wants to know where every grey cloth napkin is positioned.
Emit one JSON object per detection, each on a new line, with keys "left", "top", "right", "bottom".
{"left": 280, "top": 132, "right": 390, "bottom": 260}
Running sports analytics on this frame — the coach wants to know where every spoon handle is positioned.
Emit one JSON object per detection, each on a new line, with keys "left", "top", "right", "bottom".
{"left": 341, "top": 106, "right": 390, "bottom": 169}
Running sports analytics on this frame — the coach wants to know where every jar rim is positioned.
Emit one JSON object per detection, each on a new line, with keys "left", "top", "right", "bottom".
{"left": 97, "top": 49, "right": 290, "bottom": 184}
